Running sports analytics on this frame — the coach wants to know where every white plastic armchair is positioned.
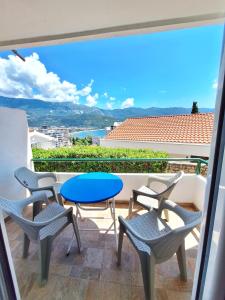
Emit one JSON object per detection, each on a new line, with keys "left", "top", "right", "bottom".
{"left": 14, "top": 167, "right": 63, "bottom": 218}
{"left": 0, "top": 192, "right": 81, "bottom": 286}
{"left": 118, "top": 200, "right": 201, "bottom": 300}
{"left": 129, "top": 171, "right": 184, "bottom": 219}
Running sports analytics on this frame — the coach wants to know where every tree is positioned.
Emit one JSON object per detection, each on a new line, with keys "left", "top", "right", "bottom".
{"left": 191, "top": 101, "right": 199, "bottom": 114}
{"left": 72, "top": 136, "right": 92, "bottom": 146}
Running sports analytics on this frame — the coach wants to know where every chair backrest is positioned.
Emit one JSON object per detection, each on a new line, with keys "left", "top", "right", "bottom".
{"left": 150, "top": 201, "right": 201, "bottom": 262}
{"left": 158, "top": 171, "right": 184, "bottom": 202}
{"left": 14, "top": 167, "right": 39, "bottom": 191}
{"left": 0, "top": 195, "right": 40, "bottom": 240}
{"left": 168, "top": 171, "right": 184, "bottom": 185}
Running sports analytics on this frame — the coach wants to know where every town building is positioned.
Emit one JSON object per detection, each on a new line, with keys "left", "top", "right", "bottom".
{"left": 105, "top": 122, "right": 122, "bottom": 135}
{"left": 101, "top": 113, "right": 214, "bottom": 158}
{"left": 29, "top": 130, "right": 57, "bottom": 149}
{"left": 37, "top": 126, "right": 72, "bottom": 147}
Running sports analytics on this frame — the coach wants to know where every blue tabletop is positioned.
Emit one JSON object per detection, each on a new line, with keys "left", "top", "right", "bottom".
{"left": 60, "top": 172, "right": 123, "bottom": 204}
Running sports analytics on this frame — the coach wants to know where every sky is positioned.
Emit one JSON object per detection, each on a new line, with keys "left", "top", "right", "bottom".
{"left": 0, "top": 24, "right": 224, "bottom": 109}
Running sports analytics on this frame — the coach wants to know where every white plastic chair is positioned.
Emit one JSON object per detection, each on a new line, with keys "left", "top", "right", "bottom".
{"left": 15, "top": 167, "right": 63, "bottom": 218}
{"left": 118, "top": 200, "right": 201, "bottom": 300}
{"left": 0, "top": 192, "right": 81, "bottom": 286}
{"left": 129, "top": 171, "right": 184, "bottom": 220}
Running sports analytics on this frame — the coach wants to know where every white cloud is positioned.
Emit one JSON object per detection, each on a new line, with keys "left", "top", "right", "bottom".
{"left": 121, "top": 97, "right": 134, "bottom": 109}
{"left": 103, "top": 92, "right": 115, "bottom": 102}
{"left": 79, "top": 79, "right": 94, "bottom": 96}
{"left": 0, "top": 52, "right": 93, "bottom": 102}
{"left": 86, "top": 93, "right": 99, "bottom": 107}
{"left": 212, "top": 80, "right": 218, "bottom": 89}
{"left": 103, "top": 92, "right": 115, "bottom": 109}
{"left": 106, "top": 102, "right": 113, "bottom": 109}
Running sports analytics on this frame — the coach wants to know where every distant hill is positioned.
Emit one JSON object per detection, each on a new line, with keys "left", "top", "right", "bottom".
{"left": 102, "top": 106, "right": 214, "bottom": 119}
{"left": 0, "top": 96, "right": 214, "bottom": 128}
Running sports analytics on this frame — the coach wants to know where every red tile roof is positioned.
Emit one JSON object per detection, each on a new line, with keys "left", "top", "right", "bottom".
{"left": 105, "top": 113, "right": 214, "bottom": 144}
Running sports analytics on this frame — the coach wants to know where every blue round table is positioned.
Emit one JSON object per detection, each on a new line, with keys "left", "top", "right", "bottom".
{"left": 60, "top": 172, "right": 123, "bottom": 204}
{"left": 60, "top": 172, "right": 123, "bottom": 253}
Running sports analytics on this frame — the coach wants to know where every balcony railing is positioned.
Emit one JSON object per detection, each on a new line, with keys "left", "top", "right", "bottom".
{"left": 32, "top": 157, "right": 208, "bottom": 175}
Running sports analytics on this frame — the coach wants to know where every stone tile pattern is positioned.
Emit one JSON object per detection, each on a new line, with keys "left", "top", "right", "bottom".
{"left": 6, "top": 203, "right": 199, "bottom": 300}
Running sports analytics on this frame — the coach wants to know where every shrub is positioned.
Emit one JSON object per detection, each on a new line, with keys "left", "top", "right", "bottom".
{"left": 32, "top": 146, "right": 168, "bottom": 173}
{"left": 72, "top": 136, "right": 92, "bottom": 146}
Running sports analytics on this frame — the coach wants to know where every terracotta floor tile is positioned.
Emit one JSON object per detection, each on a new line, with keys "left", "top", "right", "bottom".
{"left": 84, "top": 280, "right": 101, "bottom": 300}
{"left": 70, "top": 266, "right": 101, "bottom": 280}
{"left": 100, "top": 268, "right": 131, "bottom": 285}
{"left": 84, "top": 248, "right": 104, "bottom": 269}
{"left": 100, "top": 281, "right": 121, "bottom": 300}
{"left": 129, "top": 285, "right": 145, "bottom": 300}
{"left": 6, "top": 203, "right": 198, "bottom": 300}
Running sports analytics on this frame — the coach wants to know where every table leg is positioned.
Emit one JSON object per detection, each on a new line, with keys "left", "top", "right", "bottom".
{"left": 75, "top": 204, "right": 82, "bottom": 219}
{"left": 67, "top": 198, "right": 118, "bottom": 256}
{"left": 110, "top": 197, "right": 118, "bottom": 248}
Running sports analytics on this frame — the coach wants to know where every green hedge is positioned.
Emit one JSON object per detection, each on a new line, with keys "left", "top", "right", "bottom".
{"left": 32, "top": 146, "right": 168, "bottom": 173}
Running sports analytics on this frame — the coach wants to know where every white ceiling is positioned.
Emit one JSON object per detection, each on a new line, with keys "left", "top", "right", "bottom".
{"left": 0, "top": 0, "right": 224, "bottom": 49}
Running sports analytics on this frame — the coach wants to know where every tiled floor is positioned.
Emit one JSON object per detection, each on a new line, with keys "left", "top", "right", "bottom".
{"left": 6, "top": 203, "right": 199, "bottom": 300}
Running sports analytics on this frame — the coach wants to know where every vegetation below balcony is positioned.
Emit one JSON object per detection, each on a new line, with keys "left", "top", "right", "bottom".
{"left": 32, "top": 146, "right": 168, "bottom": 173}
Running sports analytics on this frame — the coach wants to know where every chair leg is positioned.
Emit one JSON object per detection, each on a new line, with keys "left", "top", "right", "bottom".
{"left": 57, "top": 193, "right": 64, "bottom": 206}
{"left": 33, "top": 201, "right": 42, "bottom": 219}
{"left": 52, "top": 190, "right": 64, "bottom": 206}
{"left": 72, "top": 215, "right": 82, "bottom": 253}
{"left": 164, "top": 209, "right": 169, "bottom": 222}
{"left": 128, "top": 197, "right": 134, "bottom": 219}
{"left": 39, "top": 237, "right": 52, "bottom": 286}
{"left": 22, "top": 233, "right": 30, "bottom": 258}
{"left": 176, "top": 242, "right": 187, "bottom": 281}
{"left": 139, "top": 253, "right": 155, "bottom": 300}
{"left": 117, "top": 225, "right": 124, "bottom": 266}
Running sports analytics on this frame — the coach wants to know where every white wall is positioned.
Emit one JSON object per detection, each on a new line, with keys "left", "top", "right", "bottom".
{"left": 30, "top": 132, "right": 56, "bottom": 149}
{"left": 100, "top": 139, "right": 210, "bottom": 157}
{"left": 0, "top": 108, "right": 31, "bottom": 199}
{"left": 52, "top": 172, "right": 206, "bottom": 210}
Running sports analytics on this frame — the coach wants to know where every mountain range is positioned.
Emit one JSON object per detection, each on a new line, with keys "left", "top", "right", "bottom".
{"left": 0, "top": 96, "right": 214, "bottom": 128}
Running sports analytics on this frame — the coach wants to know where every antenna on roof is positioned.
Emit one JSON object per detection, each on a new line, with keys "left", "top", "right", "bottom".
{"left": 11, "top": 50, "right": 25, "bottom": 62}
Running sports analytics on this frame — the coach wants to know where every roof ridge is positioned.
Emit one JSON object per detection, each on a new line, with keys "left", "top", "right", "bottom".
{"left": 125, "top": 112, "right": 214, "bottom": 120}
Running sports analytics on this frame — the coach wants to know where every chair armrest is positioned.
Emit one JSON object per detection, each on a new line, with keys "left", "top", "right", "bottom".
{"left": 30, "top": 185, "right": 56, "bottom": 195}
{"left": 16, "top": 206, "right": 73, "bottom": 228}
{"left": 118, "top": 215, "right": 166, "bottom": 244}
{"left": 16, "top": 192, "right": 49, "bottom": 210}
{"left": 132, "top": 189, "right": 162, "bottom": 201}
{"left": 31, "top": 185, "right": 61, "bottom": 205}
{"left": 161, "top": 200, "right": 202, "bottom": 225}
{"left": 37, "top": 172, "right": 57, "bottom": 181}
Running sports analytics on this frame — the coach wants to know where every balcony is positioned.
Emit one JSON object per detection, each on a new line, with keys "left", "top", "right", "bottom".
{"left": 4, "top": 158, "right": 205, "bottom": 300}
